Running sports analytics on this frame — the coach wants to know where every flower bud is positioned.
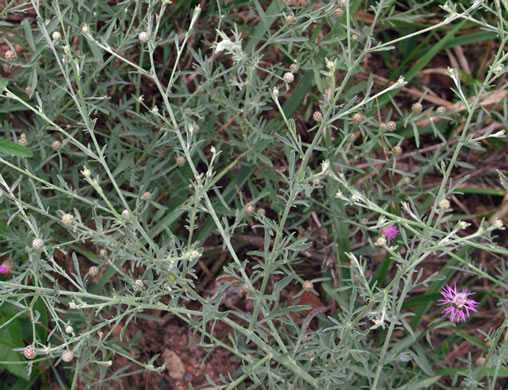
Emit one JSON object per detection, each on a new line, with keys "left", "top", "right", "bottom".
{"left": 32, "top": 238, "right": 44, "bottom": 249}
{"left": 176, "top": 156, "right": 185, "bottom": 166}
{"left": 387, "top": 121, "right": 396, "bottom": 131}
{"left": 493, "top": 219, "right": 503, "bottom": 229}
{"left": 285, "top": 15, "right": 296, "bottom": 25}
{"left": 88, "top": 266, "right": 98, "bottom": 277}
{"left": 24, "top": 345, "right": 36, "bottom": 360}
{"left": 459, "top": 221, "right": 469, "bottom": 229}
{"left": 18, "top": 133, "right": 27, "bottom": 146}
{"left": 65, "top": 326, "right": 73, "bottom": 334}
{"left": 4, "top": 49, "right": 16, "bottom": 61}
{"left": 302, "top": 281, "right": 313, "bottom": 291}
{"left": 51, "top": 140, "right": 61, "bottom": 150}
{"left": 313, "top": 111, "right": 323, "bottom": 122}
{"left": 142, "top": 192, "right": 152, "bottom": 201}
{"left": 61, "top": 214, "right": 74, "bottom": 225}
{"left": 138, "top": 31, "right": 149, "bottom": 42}
{"left": 351, "top": 113, "right": 362, "bottom": 125}
{"left": 438, "top": 198, "right": 450, "bottom": 210}
{"left": 81, "top": 167, "right": 91, "bottom": 178}
{"left": 52, "top": 31, "right": 62, "bottom": 41}
{"left": 411, "top": 103, "right": 423, "bottom": 113}
{"left": 245, "top": 205, "right": 255, "bottom": 216}
{"left": 61, "top": 350, "right": 73, "bottom": 362}
{"left": 0, "top": 262, "right": 10, "bottom": 275}
{"left": 392, "top": 145, "right": 402, "bottom": 155}
{"left": 289, "top": 63, "right": 299, "bottom": 73}
{"left": 476, "top": 356, "right": 486, "bottom": 366}
{"left": 283, "top": 72, "right": 294, "bottom": 83}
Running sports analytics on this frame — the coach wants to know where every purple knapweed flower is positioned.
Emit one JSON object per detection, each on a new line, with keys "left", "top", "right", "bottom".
{"left": 383, "top": 226, "right": 399, "bottom": 246}
{"left": 0, "top": 265, "right": 8, "bottom": 274}
{"left": 437, "top": 283, "right": 479, "bottom": 322}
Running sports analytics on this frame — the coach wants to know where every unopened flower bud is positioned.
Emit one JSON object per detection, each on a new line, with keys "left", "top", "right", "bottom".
{"left": 24, "top": 345, "right": 36, "bottom": 360}
{"left": 387, "top": 121, "right": 396, "bottom": 131}
{"left": 285, "top": 15, "right": 295, "bottom": 25}
{"left": 375, "top": 237, "right": 386, "bottom": 246}
{"left": 81, "top": 167, "right": 91, "bottom": 178}
{"left": 476, "top": 356, "right": 486, "bottom": 366}
{"left": 135, "top": 279, "right": 144, "bottom": 288}
{"left": 313, "top": 111, "right": 323, "bottom": 122}
{"left": 121, "top": 209, "right": 130, "bottom": 218}
{"left": 51, "top": 140, "right": 61, "bottom": 150}
{"left": 289, "top": 63, "right": 299, "bottom": 73}
{"left": 61, "top": 213, "right": 74, "bottom": 225}
{"left": 138, "top": 31, "right": 149, "bottom": 42}
{"left": 32, "top": 238, "right": 44, "bottom": 249}
{"left": 351, "top": 113, "right": 362, "bottom": 125}
{"left": 246, "top": 205, "right": 255, "bottom": 216}
{"left": 4, "top": 49, "right": 16, "bottom": 61}
{"left": 81, "top": 24, "right": 89, "bottom": 34}
{"left": 65, "top": 326, "right": 73, "bottom": 334}
{"left": 283, "top": 72, "right": 294, "bottom": 83}
{"left": 411, "top": 103, "right": 423, "bottom": 114}
{"left": 493, "top": 219, "right": 503, "bottom": 229}
{"left": 88, "top": 266, "right": 98, "bottom": 277}
{"left": 0, "top": 262, "right": 10, "bottom": 275}
{"left": 52, "top": 31, "right": 62, "bottom": 41}
{"left": 61, "top": 350, "right": 73, "bottom": 362}
{"left": 392, "top": 145, "right": 402, "bottom": 155}
{"left": 257, "top": 208, "right": 266, "bottom": 216}
{"left": 395, "top": 76, "right": 406, "bottom": 88}
{"left": 334, "top": 7, "right": 343, "bottom": 17}
{"left": 176, "top": 156, "right": 185, "bottom": 166}
{"left": 438, "top": 198, "right": 450, "bottom": 210}
{"left": 142, "top": 192, "right": 152, "bottom": 201}
{"left": 437, "top": 106, "right": 446, "bottom": 114}
{"left": 302, "top": 281, "right": 313, "bottom": 291}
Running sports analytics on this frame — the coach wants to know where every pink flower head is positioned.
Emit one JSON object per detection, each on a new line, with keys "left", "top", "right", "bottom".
{"left": 0, "top": 265, "right": 9, "bottom": 274}
{"left": 383, "top": 226, "right": 399, "bottom": 246}
{"left": 437, "top": 283, "right": 478, "bottom": 322}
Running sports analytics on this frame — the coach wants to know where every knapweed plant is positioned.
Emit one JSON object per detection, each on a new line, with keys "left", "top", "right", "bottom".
{"left": 0, "top": 0, "right": 507, "bottom": 389}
